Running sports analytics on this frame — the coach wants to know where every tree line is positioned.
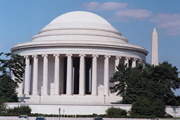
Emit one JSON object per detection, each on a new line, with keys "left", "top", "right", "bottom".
{"left": 110, "top": 62, "right": 180, "bottom": 117}
{"left": 0, "top": 52, "right": 25, "bottom": 102}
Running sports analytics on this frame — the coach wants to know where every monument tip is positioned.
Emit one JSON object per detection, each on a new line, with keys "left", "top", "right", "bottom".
{"left": 153, "top": 27, "right": 157, "bottom": 34}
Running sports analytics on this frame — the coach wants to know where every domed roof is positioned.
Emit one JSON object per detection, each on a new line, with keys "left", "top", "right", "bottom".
{"left": 11, "top": 11, "right": 148, "bottom": 56}
{"left": 50, "top": 11, "right": 111, "bottom": 25}
{"left": 32, "top": 11, "right": 128, "bottom": 44}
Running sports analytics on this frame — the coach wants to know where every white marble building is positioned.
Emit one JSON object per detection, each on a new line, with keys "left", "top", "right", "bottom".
{"left": 11, "top": 11, "right": 148, "bottom": 104}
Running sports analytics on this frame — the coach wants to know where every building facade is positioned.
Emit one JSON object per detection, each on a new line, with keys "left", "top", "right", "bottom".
{"left": 11, "top": 11, "right": 148, "bottom": 104}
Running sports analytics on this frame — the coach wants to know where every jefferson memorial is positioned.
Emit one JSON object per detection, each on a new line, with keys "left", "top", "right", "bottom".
{"left": 11, "top": 11, "right": 147, "bottom": 105}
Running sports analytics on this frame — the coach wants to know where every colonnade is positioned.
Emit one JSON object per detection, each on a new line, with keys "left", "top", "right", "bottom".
{"left": 20, "top": 54, "right": 143, "bottom": 97}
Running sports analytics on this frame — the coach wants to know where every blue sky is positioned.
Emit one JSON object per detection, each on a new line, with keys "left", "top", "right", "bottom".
{"left": 0, "top": 0, "right": 180, "bottom": 95}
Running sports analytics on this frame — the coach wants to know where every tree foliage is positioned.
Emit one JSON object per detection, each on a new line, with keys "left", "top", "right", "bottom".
{"left": 106, "top": 107, "right": 127, "bottom": 116}
{"left": 0, "top": 52, "right": 25, "bottom": 102}
{"left": 0, "top": 53, "right": 25, "bottom": 83}
{"left": 0, "top": 74, "right": 18, "bottom": 102}
{"left": 7, "top": 105, "right": 31, "bottom": 114}
{"left": 131, "top": 97, "right": 166, "bottom": 117}
{"left": 0, "top": 100, "right": 7, "bottom": 113}
{"left": 110, "top": 61, "right": 180, "bottom": 117}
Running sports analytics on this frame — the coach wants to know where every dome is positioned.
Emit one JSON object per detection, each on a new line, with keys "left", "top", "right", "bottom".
{"left": 32, "top": 11, "right": 128, "bottom": 44}
{"left": 12, "top": 11, "right": 148, "bottom": 57}
{"left": 49, "top": 11, "right": 111, "bottom": 25}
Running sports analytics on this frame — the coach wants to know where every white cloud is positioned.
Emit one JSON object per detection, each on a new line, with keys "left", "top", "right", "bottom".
{"left": 116, "top": 9, "right": 152, "bottom": 19}
{"left": 151, "top": 13, "right": 180, "bottom": 23}
{"left": 83, "top": 2, "right": 127, "bottom": 11}
{"left": 100, "top": 2, "right": 127, "bottom": 10}
{"left": 83, "top": 2, "right": 100, "bottom": 11}
{"left": 151, "top": 13, "right": 180, "bottom": 36}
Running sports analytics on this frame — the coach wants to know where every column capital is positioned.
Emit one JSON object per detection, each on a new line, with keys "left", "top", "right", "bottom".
{"left": 125, "top": 57, "right": 130, "bottom": 60}
{"left": 42, "top": 54, "right": 48, "bottom": 57}
{"left": 116, "top": 56, "right": 121, "bottom": 59}
{"left": 66, "top": 54, "right": 72, "bottom": 57}
{"left": 24, "top": 55, "right": 29, "bottom": 59}
{"left": 32, "top": 55, "right": 38, "bottom": 58}
{"left": 53, "top": 54, "right": 60, "bottom": 57}
{"left": 136, "top": 59, "right": 140, "bottom": 62}
{"left": 92, "top": 54, "right": 98, "bottom": 58}
{"left": 132, "top": 58, "right": 138, "bottom": 61}
{"left": 79, "top": 54, "right": 86, "bottom": 57}
{"left": 105, "top": 55, "right": 111, "bottom": 58}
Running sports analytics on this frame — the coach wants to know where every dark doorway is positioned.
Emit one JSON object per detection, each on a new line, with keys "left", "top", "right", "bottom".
{"left": 129, "top": 59, "right": 132, "bottom": 67}
{"left": 63, "top": 57, "right": 67, "bottom": 94}
{"left": 85, "top": 58, "right": 92, "bottom": 94}
{"left": 73, "top": 57, "right": 80, "bottom": 94}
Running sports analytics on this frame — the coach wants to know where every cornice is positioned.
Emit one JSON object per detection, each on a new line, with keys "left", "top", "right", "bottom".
{"left": 11, "top": 42, "right": 148, "bottom": 55}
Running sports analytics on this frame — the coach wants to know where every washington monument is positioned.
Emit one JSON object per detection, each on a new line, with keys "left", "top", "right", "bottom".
{"left": 151, "top": 27, "right": 158, "bottom": 65}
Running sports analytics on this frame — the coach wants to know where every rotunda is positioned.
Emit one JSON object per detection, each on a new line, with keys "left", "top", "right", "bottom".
{"left": 11, "top": 11, "right": 148, "bottom": 104}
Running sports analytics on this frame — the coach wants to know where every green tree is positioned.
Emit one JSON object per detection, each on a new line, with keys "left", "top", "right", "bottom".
{"left": 110, "top": 63, "right": 131, "bottom": 97}
{"left": 174, "top": 96, "right": 180, "bottom": 106}
{"left": 0, "top": 99, "right": 7, "bottom": 113}
{"left": 110, "top": 61, "right": 180, "bottom": 117}
{"left": 131, "top": 97, "right": 166, "bottom": 117}
{"left": 7, "top": 105, "right": 31, "bottom": 114}
{"left": 0, "top": 74, "right": 18, "bottom": 102}
{"left": 0, "top": 52, "right": 25, "bottom": 102}
{"left": 106, "top": 107, "right": 127, "bottom": 116}
{"left": 0, "top": 53, "right": 25, "bottom": 83}
{"left": 110, "top": 63, "right": 145, "bottom": 104}
{"left": 150, "top": 62, "right": 180, "bottom": 105}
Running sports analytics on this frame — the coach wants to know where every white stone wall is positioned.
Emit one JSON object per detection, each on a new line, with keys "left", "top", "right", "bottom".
{"left": 1, "top": 116, "right": 169, "bottom": 120}
{"left": 6, "top": 103, "right": 180, "bottom": 117}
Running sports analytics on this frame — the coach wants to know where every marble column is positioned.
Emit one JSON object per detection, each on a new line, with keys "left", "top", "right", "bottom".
{"left": 142, "top": 60, "right": 146, "bottom": 68}
{"left": 24, "top": 56, "right": 30, "bottom": 95}
{"left": 104, "top": 55, "right": 110, "bottom": 96}
{"left": 92, "top": 54, "right": 98, "bottom": 96}
{"left": 18, "top": 82, "right": 23, "bottom": 97}
{"left": 66, "top": 54, "right": 73, "bottom": 95}
{"left": 132, "top": 58, "right": 136, "bottom": 68}
{"left": 79, "top": 54, "right": 85, "bottom": 95}
{"left": 54, "top": 54, "right": 60, "bottom": 95}
{"left": 42, "top": 54, "right": 48, "bottom": 95}
{"left": 124, "top": 57, "right": 129, "bottom": 67}
{"left": 115, "top": 56, "right": 121, "bottom": 71}
{"left": 32, "top": 55, "right": 38, "bottom": 95}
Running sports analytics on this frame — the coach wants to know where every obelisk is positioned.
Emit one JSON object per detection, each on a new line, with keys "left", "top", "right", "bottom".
{"left": 151, "top": 27, "right": 158, "bottom": 65}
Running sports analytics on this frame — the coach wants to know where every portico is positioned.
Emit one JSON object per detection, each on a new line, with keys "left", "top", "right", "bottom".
{"left": 23, "top": 54, "right": 141, "bottom": 97}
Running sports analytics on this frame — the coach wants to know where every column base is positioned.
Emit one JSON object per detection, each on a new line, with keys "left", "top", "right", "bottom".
{"left": 91, "top": 94, "right": 98, "bottom": 96}
{"left": 79, "top": 94, "right": 85, "bottom": 96}
{"left": 41, "top": 94, "right": 49, "bottom": 97}
{"left": 53, "top": 94, "right": 61, "bottom": 96}
{"left": 30, "top": 94, "right": 39, "bottom": 97}
{"left": 66, "top": 94, "right": 72, "bottom": 96}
